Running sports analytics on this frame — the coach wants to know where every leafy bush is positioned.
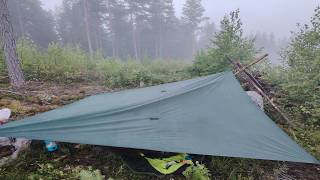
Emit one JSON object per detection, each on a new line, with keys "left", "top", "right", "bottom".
{"left": 0, "top": 39, "right": 191, "bottom": 88}
{"left": 183, "top": 162, "right": 211, "bottom": 180}
{"left": 262, "top": 7, "right": 320, "bottom": 126}
{"left": 259, "top": 7, "right": 320, "bottom": 158}
{"left": 191, "top": 9, "right": 257, "bottom": 75}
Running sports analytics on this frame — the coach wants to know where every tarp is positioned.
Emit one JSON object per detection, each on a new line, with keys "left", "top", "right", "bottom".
{"left": 0, "top": 72, "right": 318, "bottom": 164}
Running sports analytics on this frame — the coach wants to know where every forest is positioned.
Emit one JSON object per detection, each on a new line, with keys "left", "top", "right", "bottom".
{"left": 0, "top": 0, "right": 319, "bottom": 179}
{"left": 3, "top": 0, "right": 285, "bottom": 61}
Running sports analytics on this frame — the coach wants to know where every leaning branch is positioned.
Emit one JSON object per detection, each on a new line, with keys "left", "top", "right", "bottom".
{"left": 227, "top": 56, "right": 297, "bottom": 139}
{"left": 235, "top": 54, "right": 268, "bottom": 75}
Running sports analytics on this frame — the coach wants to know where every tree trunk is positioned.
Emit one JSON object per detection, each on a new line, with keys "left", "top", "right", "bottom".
{"left": 159, "top": 19, "right": 163, "bottom": 59}
{"left": 190, "top": 30, "right": 196, "bottom": 58}
{"left": 106, "top": 0, "right": 116, "bottom": 57}
{"left": 0, "top": 0, "right": 25, "bottom": 87}
{"left": 130, "top": 14, "right": 138, "bottom": 60}
{"left": 82, "top": 0, "right": 93, "bottom": 57}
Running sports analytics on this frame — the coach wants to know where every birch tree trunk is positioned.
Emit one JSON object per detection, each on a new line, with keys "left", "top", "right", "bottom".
{"left": 0, "top": 0, "right": 25, "bottom": 87}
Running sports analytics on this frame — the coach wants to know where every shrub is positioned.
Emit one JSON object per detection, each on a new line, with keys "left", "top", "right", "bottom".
{"left": 262, "top": 7, "right": 320, "bottom": 126}
{"left": 191, "top": 10, "right": 257, "bottom": 76}
{"left": 259, "top": 7, "right": 320, "bottom": 159}
{"left": 183, "top": 162, "right": 211, "bottom": 180}
{"left": 0, "top": 39, "right": 191, "bottom": 88}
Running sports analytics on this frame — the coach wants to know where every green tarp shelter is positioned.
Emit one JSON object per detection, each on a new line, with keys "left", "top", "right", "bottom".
{"left": 0, "top": 72, "right": 318, "bottom": 164}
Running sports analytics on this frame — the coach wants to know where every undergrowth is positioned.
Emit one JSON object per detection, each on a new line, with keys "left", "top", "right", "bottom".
{"left": 0, "top": 39, "right": 191, "bottom": 88}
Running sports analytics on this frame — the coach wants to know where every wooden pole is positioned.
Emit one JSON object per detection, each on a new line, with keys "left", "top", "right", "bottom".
{"left": 235, "top": 54, "right": 268, "bottom": 75}
{"left": 238, "top": 62, "right": 292, "bottom": 124}
{"left": 227, "top": 57, "right": 267, "bottom": 94}
{"left": 227, "top": 57, "right": 297, "bottom": 139}
{"left": 235, "top": 61, "right": 268, "bottom": 96}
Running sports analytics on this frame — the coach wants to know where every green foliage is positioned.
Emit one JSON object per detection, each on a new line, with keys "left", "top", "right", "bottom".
{"left": 78, "top": 167, "right": 104, "bottom": 180}
{"left": 4, "top": 162, "right": 104, "bottom": 180}
{"left": 183, "top": 162, "right": 211, "bottom": 180}
{"left": 191, "top": 9, "right": 256, "bottom": 75}
{"left": 263, "top": 7, "right": 320, "bottom": 126}
{"left": 259, "top": 7, "right": 320, "bottom": 159}
{"left": 0, "top": 39, "right": 191, "bottom": 87}
{"left": 27, "top": 163, "right": 78, "bottom": 180}
{"left": 96, "top": 59, "right": 190, "bottom": 88}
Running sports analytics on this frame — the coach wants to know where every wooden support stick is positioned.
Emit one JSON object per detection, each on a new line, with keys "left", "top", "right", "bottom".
{"left": 235, "top": 54, "right": 268, "bottom": 75}
{"left": 235, "top": 61, "right": 268, "bottom": 96}
{"left": 237, "top": 62, "right": 292, "bottom": 126}
{"left": 226, "top": 56, "right": 297, "bottom": 139}
{"left": 226, "top": 54, "right": 268, "bottom": 92}
{"left": 226, "top": 56, "right": 268, "bottom": 95}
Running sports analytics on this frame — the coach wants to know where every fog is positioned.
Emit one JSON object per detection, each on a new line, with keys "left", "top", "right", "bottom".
{"left": 42, "top": 0, "right": 319, "bottom": 38}
{"left": 7, "top": 0, "right": 317, "bottom": 63}
{"left": 175, "top": 0, "right": 319, "bottom": 38}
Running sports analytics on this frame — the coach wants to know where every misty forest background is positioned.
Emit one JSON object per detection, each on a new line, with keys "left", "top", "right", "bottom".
{"left": 3, "top": 0, "right": 285, "bottom": 61}
{"left": 0, "top": 0, "right": 320, "bottom": 179}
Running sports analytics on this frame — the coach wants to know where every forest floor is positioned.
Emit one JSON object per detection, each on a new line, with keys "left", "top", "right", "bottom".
{"left": 0, "top": 81, "right": 320, "bottom": 179}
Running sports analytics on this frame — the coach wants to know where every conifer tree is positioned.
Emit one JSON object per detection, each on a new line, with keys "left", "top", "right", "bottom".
{"left": 7, "top": 0, "right": 58, "bottom": 47}
{"left": 182, "top": 0, "right": 205, "bottom": 56}
{"left": 0, "top": 0, "right": 25, "bottom": 87}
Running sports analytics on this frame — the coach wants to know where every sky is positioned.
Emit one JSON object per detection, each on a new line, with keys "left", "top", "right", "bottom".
{"left": 41, "top": 0, "right": 320, "bottom": 38}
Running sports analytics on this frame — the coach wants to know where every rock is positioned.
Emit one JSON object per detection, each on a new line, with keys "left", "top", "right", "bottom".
{"left": 139, "top": 81, "right": 145, "bottom": 88}
{"left": 246, "top": 91, "right": 264, "bottom": 111}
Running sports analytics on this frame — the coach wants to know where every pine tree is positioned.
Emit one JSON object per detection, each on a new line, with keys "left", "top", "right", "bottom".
{"left": 181, "top": 0, "right": 205, "bottom": 56}
{"left": 0, "top": 0, "right": 25, "bottom": 87}
{"left": 7, "top": 0, "right": 58, "bottom": 48}
{"left": 57, "top": 0, "right": 106, "bottom": 54}
{"left": 125, "top": 0, "right": 148, "bottom": 60}
{"left": 105, "top": 0, "right": 130, "bottom": 57}
{"left": 192, "top": 10, "right": 256, "bottom": 75}
{"left": 162, "top": 0, "right": 181, "bottom": 59}
{"left": 198, "top": 21, "right": 216, "bottom": 50}
{"left": 82, "top": 0, "right": 93, "bottom": 56}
